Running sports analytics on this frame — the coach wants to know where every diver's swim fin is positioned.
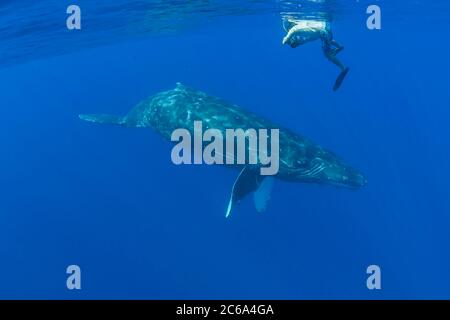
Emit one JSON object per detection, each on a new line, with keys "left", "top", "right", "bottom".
{"left": 333, "top": 67, "right": 350, "bottom": 91}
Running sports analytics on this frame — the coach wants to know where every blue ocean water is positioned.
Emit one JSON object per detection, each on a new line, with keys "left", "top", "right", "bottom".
{"left": 0, "top": 0, "right": 450, "bottom": 299}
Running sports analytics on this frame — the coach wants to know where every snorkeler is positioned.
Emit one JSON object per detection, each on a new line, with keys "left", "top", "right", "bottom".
{"left": 282, "top": 19, "right": 349, "bottom": 91}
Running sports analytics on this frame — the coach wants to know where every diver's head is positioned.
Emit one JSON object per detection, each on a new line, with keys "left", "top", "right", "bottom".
{"left": 283, "top": 34, "right": 305, "bottom": 48}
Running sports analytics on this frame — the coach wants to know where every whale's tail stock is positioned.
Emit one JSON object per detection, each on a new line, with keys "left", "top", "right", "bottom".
{"left": 79, "top": 114, "right": 125, "bottom": 126}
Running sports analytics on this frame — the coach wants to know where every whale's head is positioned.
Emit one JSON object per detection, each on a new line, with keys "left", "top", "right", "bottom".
{"left": 292, "top": 155, "right": 367, "bottom": 189}
{"left": 321, "top": 162, "right": 367, "bottom": 189}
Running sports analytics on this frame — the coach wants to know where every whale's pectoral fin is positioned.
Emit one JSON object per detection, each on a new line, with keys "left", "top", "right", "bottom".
{"left": 79, "top": 114, "right": 125, "bottom": 126}
{"left": 333, "top": 67, "right": 350, "bottom": 91}
{"left": 226, "top": 166, "right": 272, "bottom": 218}
{"left": 226, "top": 166, "right": 262, "bottom": 218}
{"left": 253, "top": 176, "right": 274, "bottom": 213}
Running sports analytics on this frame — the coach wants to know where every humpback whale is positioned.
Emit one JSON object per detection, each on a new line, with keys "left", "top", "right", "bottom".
{"left": 79, "top": 83, "right": 366, "bottom": 217}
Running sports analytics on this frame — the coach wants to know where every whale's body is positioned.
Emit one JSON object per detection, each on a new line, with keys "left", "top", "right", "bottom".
{"left": 80, "top": 83, "right": 366, "bottom": 216}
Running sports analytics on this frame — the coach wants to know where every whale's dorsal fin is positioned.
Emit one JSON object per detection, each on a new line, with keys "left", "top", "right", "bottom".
{"left": 175, "top": 82, "right": 186, "bottom": 91}
{"left": 226, "top": 166, "right": 274, "bottom": 218}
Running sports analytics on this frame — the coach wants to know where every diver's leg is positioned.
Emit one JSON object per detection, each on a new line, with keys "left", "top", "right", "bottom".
{"left": 329, "top": 39, "right": 344, "bottom": 55}
{"left": 323, "top": 41, "right": 349, "bottom": 91}
{"left": 321, "top": 31, "right": 343, "bottom": 55}
{"left": 327, "top": 55, "right": 346, "bottom": 72}
{"left": 332, "top": 46, "right": 344, "bottom": 56}
{"left": 330, "top": 39, "right": 342, "bottom": 49}
{"left": 322, "top": 42, "right": 345, "bottom": 71}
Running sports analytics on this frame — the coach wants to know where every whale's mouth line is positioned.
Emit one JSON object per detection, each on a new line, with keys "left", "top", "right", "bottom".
{"left": 296, "top": 159, "right": 326, "bottom": 178}
{"left": 328, "top": 181, "right": 366, "bottom": 189}
{"left": 294, "top": 160, "right": 367, "bottom": 189}
{"left": 327, "top": 174, "right": 368, "bottom": 189}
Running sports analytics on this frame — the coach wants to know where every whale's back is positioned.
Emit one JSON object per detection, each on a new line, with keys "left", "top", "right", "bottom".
{"left": 132, "top": 83, "right": 280, "bottom": 139}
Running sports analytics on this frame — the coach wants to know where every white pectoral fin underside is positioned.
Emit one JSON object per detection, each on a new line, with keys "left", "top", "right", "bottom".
{"left": 225, "top": 166, "right": 275, "bottom": 218}
{"left": 225, "top": 196, "right": 234, "bottom": 219}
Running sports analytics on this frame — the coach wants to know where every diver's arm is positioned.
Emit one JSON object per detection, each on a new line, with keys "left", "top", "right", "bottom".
{"left": 282, "top": 18, "right": 296, "bottom": 32}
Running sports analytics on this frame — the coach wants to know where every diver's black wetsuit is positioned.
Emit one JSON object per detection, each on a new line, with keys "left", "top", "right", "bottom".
{"left": 321, "top": 30, "right": 345, "bottom": 72}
